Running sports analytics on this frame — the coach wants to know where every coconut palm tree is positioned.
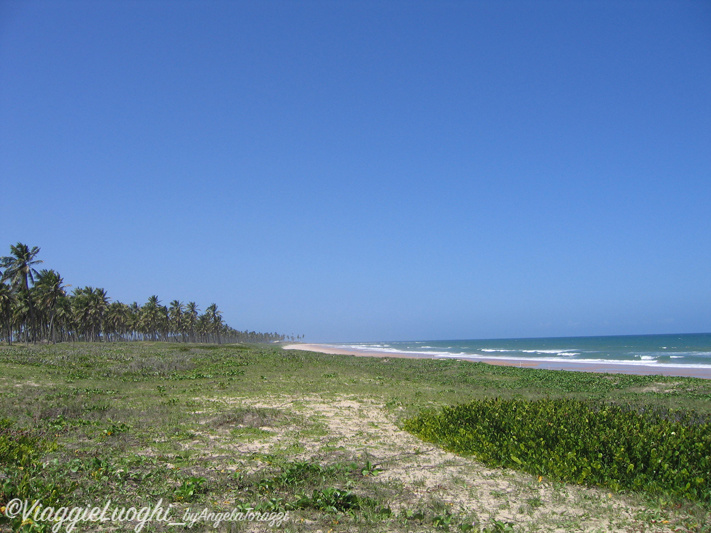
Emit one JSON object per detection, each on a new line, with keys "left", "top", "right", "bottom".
{"left": 185, "top": 302, "right": 199, "bottom": 342}
{"left": 1, "top": 243, "right": 43, "bottom": 342}
{"left": 140, "top": 295, "right": 168, "bottom": 341}
{"left": 11, "top": 290, "right": 32, "bottom": 342}
{"left": 105, "top": 301, "right": 130, "bottom": 341}
{"left": 52, "top": 294, "right": 72, "bottom": 342}
{"left": 0, "top": 282, "right": 15, "bottom": 344}
{"left": 35, "top": 269, "right": 70, "bottom": 343}
{"left": 71, "top": 287, "right": 90, "bottom": 341}
{"left": 0, "top": 243, "right": 43, "bottom": 291}
{"left": 127, "top": 302, "right": 141, "bottom": 340}
{"left": 72, "top": 287, "right": 109, "bottom": 341}
{"left": 0, "top": 241, "right": 288, "bottom": 345}
{"left": 205, "top": 303, "right": 223, "bottom": 344}
{"left": 89, "top": 288, "right": 110, "bottom": 341}
{"left": 168, "top": 300, "right": 185, "bottom": 342}
{"left": 195, "top": 313, "right": 210, "bottom": 343}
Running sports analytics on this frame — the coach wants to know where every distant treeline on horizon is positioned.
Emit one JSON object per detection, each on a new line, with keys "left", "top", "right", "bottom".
{"left": 0, "top": 242, "right": 297, "bottom": 345}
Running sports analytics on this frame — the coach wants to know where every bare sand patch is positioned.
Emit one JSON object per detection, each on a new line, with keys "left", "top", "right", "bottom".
{"left": 194, "top": 394, "right": 677, "bottom": 532}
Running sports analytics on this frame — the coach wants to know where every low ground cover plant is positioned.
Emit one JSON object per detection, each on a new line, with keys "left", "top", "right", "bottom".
{"left": 404, "top": 398, "right": 711, "bottom": 502}
{"left": 1, "top": 342, "right": 711, "bottom": 531}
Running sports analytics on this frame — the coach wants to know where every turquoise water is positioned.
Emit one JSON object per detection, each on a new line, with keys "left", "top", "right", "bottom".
{"left": 334, "top": 333, "right": 711, "bottom": 369}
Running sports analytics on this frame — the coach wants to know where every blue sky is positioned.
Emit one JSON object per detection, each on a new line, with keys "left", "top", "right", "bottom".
{"left": 1, "top": 0, "right": 710, "bottom": 342}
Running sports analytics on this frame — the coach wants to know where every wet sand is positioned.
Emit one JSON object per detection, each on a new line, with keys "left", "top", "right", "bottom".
{"left": 283, "top": 343, "right": 711, "bottom": 379}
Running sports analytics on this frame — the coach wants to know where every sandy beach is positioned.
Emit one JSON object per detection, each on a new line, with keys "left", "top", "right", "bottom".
{"left": 283, "top": 343, "right": 711, "bottom": 379}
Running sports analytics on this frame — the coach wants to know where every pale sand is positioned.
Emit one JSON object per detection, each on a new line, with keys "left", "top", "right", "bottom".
{"left": 199, "top": 393, "right": 669, "bottom": 531}
{"left": 283, "top": 343, "right": 711, "bottom": 379}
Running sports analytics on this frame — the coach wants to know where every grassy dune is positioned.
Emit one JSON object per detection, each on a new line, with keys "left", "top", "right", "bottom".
{"left": 1, "top": 343, "right": 710, "bottom": 532}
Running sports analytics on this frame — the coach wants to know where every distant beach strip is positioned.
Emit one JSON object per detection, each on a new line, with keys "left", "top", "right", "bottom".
{"left": 284, "top": 333, "right": 711, "bottom": 379}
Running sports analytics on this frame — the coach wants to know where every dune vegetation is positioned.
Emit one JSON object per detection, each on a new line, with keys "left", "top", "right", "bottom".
{"left": 1, "top": 342, "right": 710, "bottom": 531}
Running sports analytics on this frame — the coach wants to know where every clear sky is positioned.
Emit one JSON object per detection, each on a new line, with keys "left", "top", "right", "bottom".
{"left": 1, "top": 0, "right": 710, "bottom": 342}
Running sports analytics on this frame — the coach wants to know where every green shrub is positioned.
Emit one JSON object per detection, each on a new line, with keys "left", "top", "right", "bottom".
{"left": 174, "top": 476, "right": 207, "bottom": 501}
{"left": 404, "top": 398, "right": 711, "bottom": 501}
{"left": 295, "top": 487, "right": 373, "bottom": 513}
{"left": 0, "top": 418, "right": 71, "bottom": 511}
{"left": 0, "top": 419, "right": 56, "bottom": 468}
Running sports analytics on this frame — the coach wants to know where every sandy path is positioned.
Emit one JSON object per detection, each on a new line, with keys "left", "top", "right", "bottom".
{"left": 203, "top": 394, "right": 677, "bottom": 532}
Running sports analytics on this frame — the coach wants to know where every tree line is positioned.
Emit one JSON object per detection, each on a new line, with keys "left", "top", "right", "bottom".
{"left": 0, "top": 243, "right": 297, "bottom": 345}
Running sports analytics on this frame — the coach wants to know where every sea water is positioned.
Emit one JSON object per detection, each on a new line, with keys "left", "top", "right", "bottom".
{"left": 333, "top": 333, "right": 711, "bottom": 369}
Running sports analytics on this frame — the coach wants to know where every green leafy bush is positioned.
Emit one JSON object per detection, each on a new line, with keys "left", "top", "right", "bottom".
{"left": 0, "top": 418, "right": 73, "bottom": 517}
{"left": 0, "top": 419, "right": 56, "bottom": 468}
{"left": 295, "top": 487, "right": 373, "bottom": 513}
{"left": 174, "top": 476, "right": 207, "bottom": 501}
{"left": 404, "top": 398, "right": 711, "bottom": 501}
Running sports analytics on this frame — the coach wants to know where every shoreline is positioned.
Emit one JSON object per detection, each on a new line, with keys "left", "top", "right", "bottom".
{"left": 283, "top": 343, "right": 711, "bottom": 379}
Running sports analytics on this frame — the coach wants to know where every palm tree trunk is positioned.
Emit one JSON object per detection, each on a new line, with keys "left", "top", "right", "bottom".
{"left": 28, "top": 297, "right": 37, "bottom": 343}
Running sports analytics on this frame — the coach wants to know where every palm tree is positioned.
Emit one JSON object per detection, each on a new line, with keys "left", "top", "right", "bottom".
{"left": 105, "top": 301, "right": 130, "bottom": 341}
{"left": 71, "top": 287, "right": 90, "bottom": 340}
{"left": 127, "top": 302, "right": 141, "bottom": 340}
{"left": 185, "top": 302, "right": 199, "bottom": 342}
{"left": 168, "top": 300, "right": 185, "bottom": 342}
{"left": 205, "top": 303, "right": 223, "bottom": 344}
{"left": 140, "top": 295, "right": 168, "bottom": 341}
{"left": 12, "top": 290, "right": 31, "bottom": 342}
{"left": 1, "top": 243, "right": 43, "bottom": 342}
{"left": 0, "top": 243, "right": 43, "bottom": 291}
{"left": 196, "top": 313, "right": 210, "bottom": 343}
{"left": 0, "top": 282, "right": 15, "bottom": 344}
{"left": 89, "top": 288, "right": 110, "bottom": 341}
{"left": 52, "top": 294, "right": 72, "bottom": 342}
{"left": 0, "top": 242, "right": 288, "bottom": 345}
{"left": 72, "top": 287, "right": 109, "bottom": 341}
{"left": 35, "top": 269, "right": 69, "bottom": 343}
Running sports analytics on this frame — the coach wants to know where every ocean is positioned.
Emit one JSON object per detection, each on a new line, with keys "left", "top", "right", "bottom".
{"left": 331, "top": 333, "right": 711, "bottom": 370}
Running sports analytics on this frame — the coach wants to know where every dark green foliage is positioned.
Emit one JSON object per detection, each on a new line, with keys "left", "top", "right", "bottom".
{"left": 231, "top": 460, "right": 384, "bottom": 518}
{"left": 0, "top": 418, "right": 55, "bottom": 468}
{"left": 174, "top": 476, "right": 207, "bottom": 501}
{"left": 295, "top": 487, "right": 372, "bottom": 513}
{"left": 404, "top": 398, "right": 711, "bottom": 502}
